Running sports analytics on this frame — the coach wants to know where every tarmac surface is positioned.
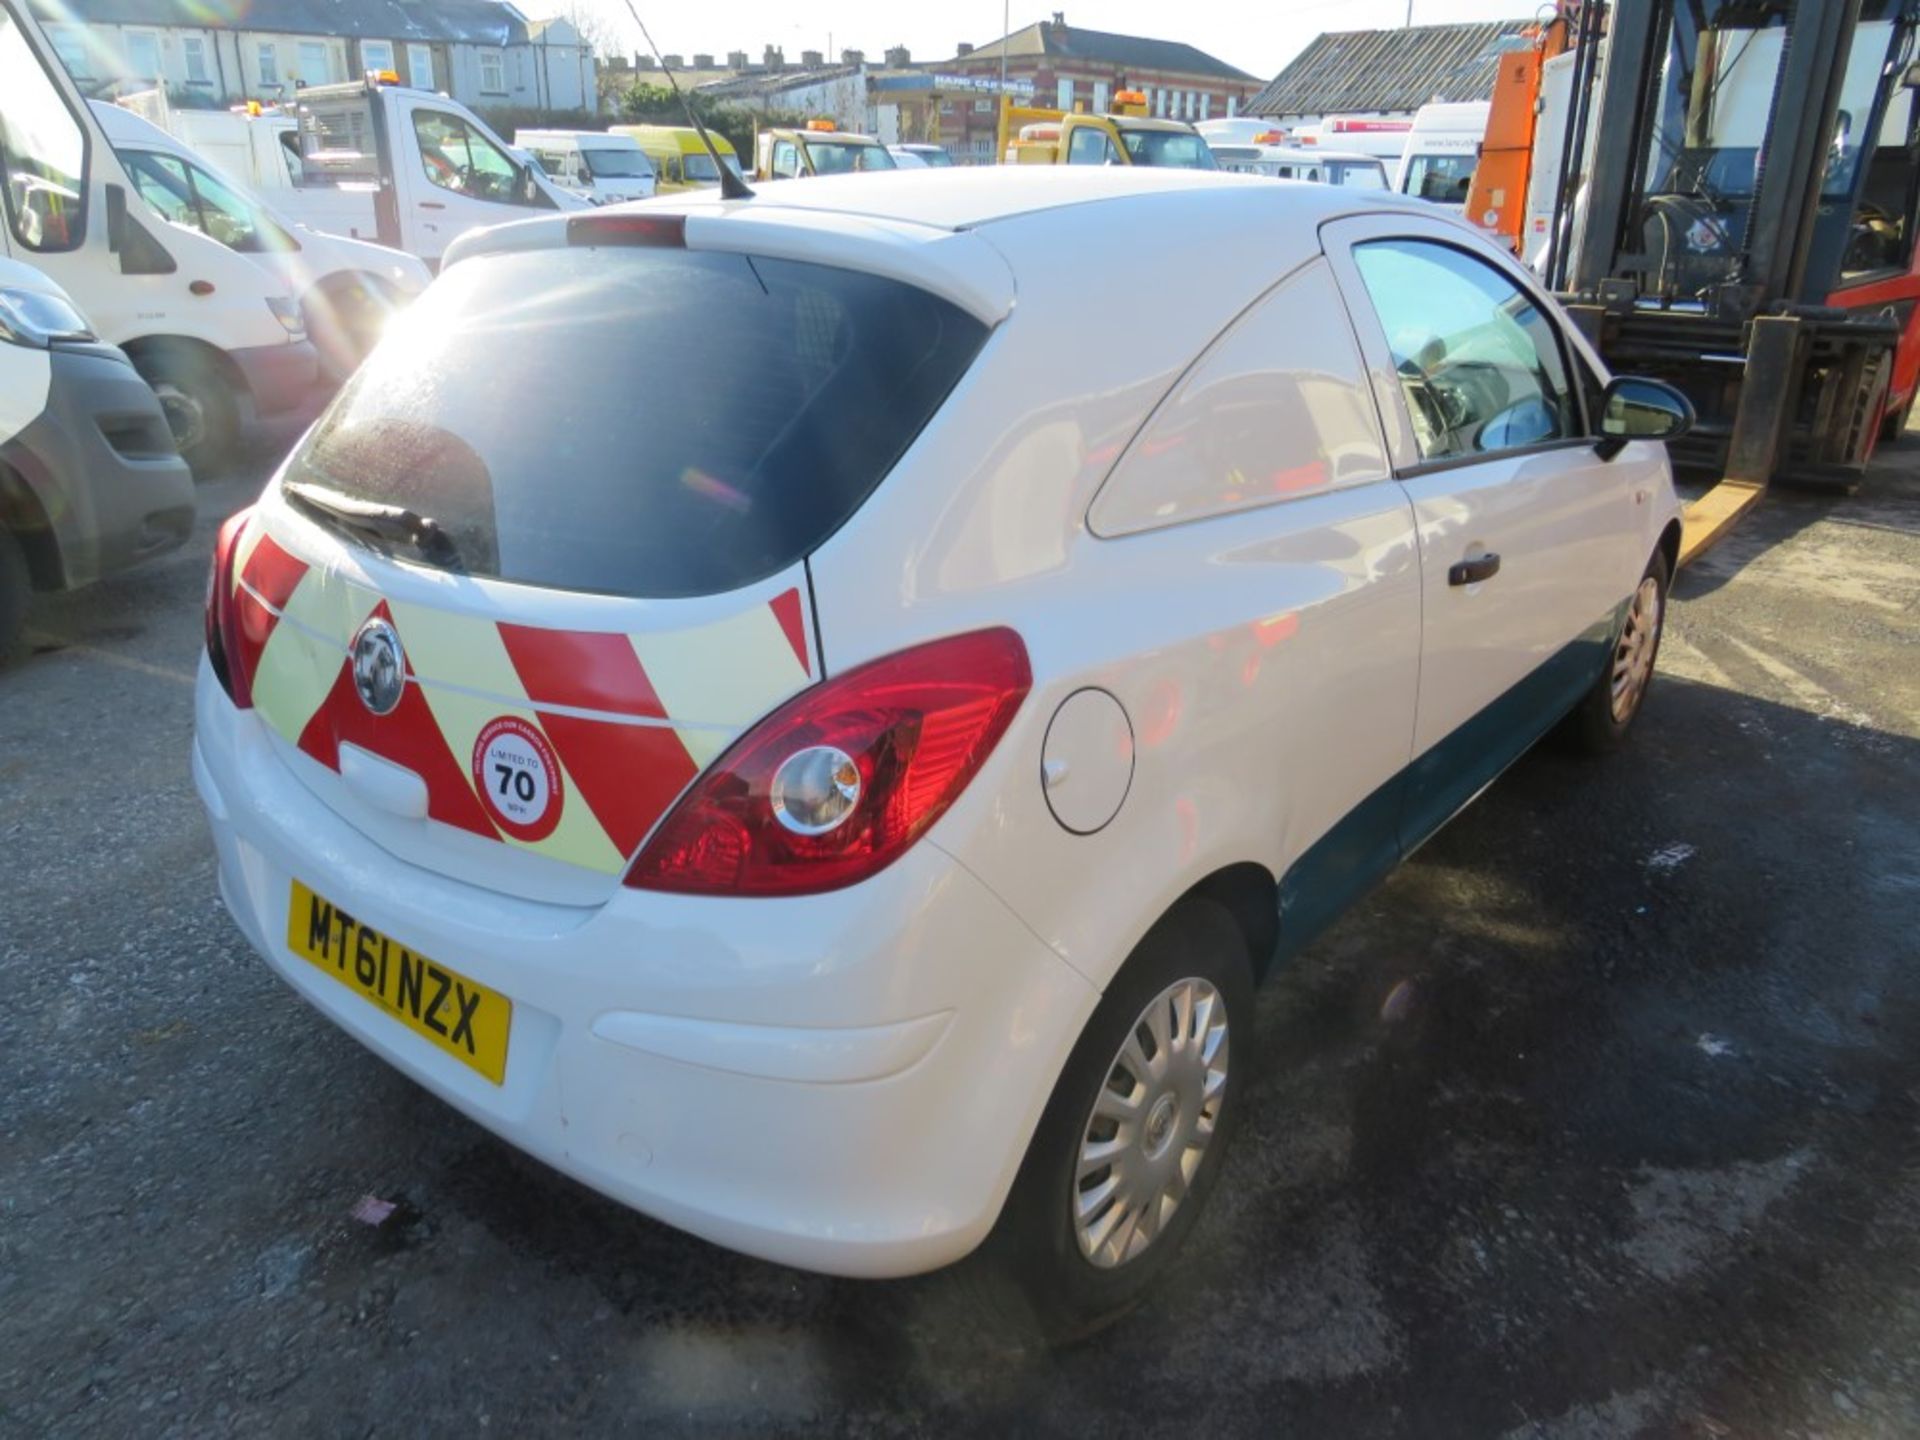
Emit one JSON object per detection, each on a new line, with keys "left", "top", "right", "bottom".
{"left": 3, "top": 417, "right": 1918, "bottom": 1437}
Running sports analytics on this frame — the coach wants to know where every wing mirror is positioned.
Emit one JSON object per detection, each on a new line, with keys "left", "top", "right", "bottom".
{"left": 1596, "top": 376, "right": 1694, "bottom": 459}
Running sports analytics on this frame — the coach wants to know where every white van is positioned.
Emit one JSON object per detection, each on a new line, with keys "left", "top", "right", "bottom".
{"left": 0, "top": 1, "right": 317, "bottom": 472}
{"left": 514, "top": 130, "right": 657, "bottom": 204}
{"left": 0, "top": 256, "right": 193, "bottom": 658}
{"left": 1393, "top": 100, "right": 1491, "bottom": 212}
{"left": 119, "top": 79, "right": 586, "bottom": 266}
{"left": 1297, "top": 115, "right": 1414, "bottom": 166}
{"left": 93, "top": 102, "right": 432, "bottom": 378}
{"left": 1209, "top": 143, "right": 1388, "bottom": 190}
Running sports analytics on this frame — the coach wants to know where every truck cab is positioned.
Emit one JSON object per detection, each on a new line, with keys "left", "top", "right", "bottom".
{"left": 998, "top": 94, "right": 1219, "bottom": 169}
{"left": 1394, "top": 101, "right": 1492, "bottom": 210}
{"left": 0, "top": 0, "right": 317, "bottom": 473}
{"left": 755, "top": 124, "right": 898, "bottom": 180}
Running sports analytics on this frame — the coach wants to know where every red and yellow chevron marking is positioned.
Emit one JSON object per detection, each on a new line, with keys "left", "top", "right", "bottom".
{"left": 228, "top": 516, "right": 815, "bottom": 875}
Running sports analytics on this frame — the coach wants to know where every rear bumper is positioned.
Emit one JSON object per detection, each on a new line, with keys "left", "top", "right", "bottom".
{"left": 0, "top": 345, "right": 193, "bottom": 592}
{"left": 192, "top": 663, "right": 1098, "bottom": 1277}
{"left": 230, "top": 339, "right": 319, "bottom": 417}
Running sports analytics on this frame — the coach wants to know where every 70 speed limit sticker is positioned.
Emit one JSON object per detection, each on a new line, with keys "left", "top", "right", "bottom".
{"left": 471, "top": 716, "right": 564, "bottom": 842}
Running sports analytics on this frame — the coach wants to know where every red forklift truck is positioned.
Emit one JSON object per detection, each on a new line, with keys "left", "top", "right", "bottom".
{"left": 1545, "top": 0, "right": 1920, "bottom": 559}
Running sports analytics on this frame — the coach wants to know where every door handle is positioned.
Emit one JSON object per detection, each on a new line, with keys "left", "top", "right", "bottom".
{"left": 418, "top": 201, "right": 446, "bottom": 210}
{"left": 1448, "top": 552, "right": 1501, "bottom": 586}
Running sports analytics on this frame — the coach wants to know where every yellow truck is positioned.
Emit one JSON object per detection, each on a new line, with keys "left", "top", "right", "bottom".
{"left": 753, "top": 122, "right": 897, "bottom": 180}
{"left": 996, "top": 91, "right": 1218, "bottom": 168}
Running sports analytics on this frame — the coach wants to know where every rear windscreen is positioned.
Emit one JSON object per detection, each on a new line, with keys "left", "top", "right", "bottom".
{"left": 282, "top": 245, "right": 988, "bottom": 598}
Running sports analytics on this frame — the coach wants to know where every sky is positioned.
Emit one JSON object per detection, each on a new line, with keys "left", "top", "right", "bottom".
{"left": 567, "top": 0, "right": 1544, "bottom": 86}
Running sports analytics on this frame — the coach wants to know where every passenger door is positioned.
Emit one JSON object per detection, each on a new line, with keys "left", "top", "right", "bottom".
{"left": 1322, "top": 215, "right": 1651, "bottom": 849}
{"left": 393, "top": 99, "right": 553, "bottom": 262}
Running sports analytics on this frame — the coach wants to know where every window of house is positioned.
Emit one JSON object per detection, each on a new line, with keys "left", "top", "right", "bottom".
{"left": 182, "top": 36, "right": 210, "bottom": 84}
{"left": 1200, "top": 93, "right": 1211, "bottom": 120}
{"left": 0, "top": 10, "right": 90, "bottom": 251}
{"left": 124, "top": 29, "right": 160, "bottom": 84}
{"left": 972, "top": 97, "right": 990, "bottom": 113}
{"left": 257, "top": 42, "right": 279, "bottom": 88}
{"left": 297, "top": 41, "right": 329, "bottom": 84}
{"left": 1352, "top": 239, "right": 1578, "bottom": 461}
{"left": 1056, "top": 76, "right": 1074, "bottom": 110}
{"left": 47, "top": 25, "right": 89, "bottom": 78}
{"left": 479, "top": 48, "right": 505, "bottom": 92}
{"left": 1093, "top": 80, "right": 1109, "bottom": 112}
{"left": 1227, "top": 95, "right": 1239, "bottom": 117}
{"left": 407, "top": 43, "right": 432, "bottom": 89}
{"left": 362, "top": 39, "right": 395, "bottom": 76}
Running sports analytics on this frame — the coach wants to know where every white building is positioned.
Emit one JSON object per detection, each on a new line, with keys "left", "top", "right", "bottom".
{"left": 30, "top": 0, "right": 599, "bottom": 114}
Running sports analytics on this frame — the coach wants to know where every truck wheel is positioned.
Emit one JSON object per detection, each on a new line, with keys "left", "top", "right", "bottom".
{"left": 1560, "top": 547, "right": 1670, "bottom": 755}
{"left": 981, "top": 896, "right": 1253, "bottom": 1336}
{"left": 135, "top": 352, "right": 238, "bottom": 478}
{"left": 0, "top": 528, "right": 30, "bottom": 667}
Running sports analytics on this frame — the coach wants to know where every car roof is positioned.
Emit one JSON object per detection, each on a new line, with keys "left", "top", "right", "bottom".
{"left": 670, "top": 165, "right": 1377, "bottom": 233}
{"left": 445, "top": 168, "right": 1431, "bottom": 327}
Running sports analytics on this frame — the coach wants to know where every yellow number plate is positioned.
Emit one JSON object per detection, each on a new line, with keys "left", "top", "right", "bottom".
{"left": 286, "top": 879, "right": 511, "bottom": 1085}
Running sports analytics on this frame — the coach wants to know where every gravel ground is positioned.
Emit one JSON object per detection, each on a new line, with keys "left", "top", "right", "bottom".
{"left": 2, "top": 419, "right": 1917, "bottom": 1438}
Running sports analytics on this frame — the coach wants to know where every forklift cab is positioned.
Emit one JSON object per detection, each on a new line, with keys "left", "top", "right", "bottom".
{"left": 1630, "top": 3, "right": 1919, "bottom": 307}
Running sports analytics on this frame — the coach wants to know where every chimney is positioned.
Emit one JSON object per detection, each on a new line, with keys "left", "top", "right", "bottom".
{"left": 841, "top": 48, "right": 865, "bottom": 66}
{"left": 884, "top": 44, "right": 910, "bottom": 67}
{"left": 1052, "top": 10, "right": 1066, "bottom": 25}
{"left": 662, "top": 53, "right": 683, "bottom": 68}
{"left": 956, "top": 42, "right": 974, "bottom": 56}
{"left": 800, "top": 49, "right": 823, "bottom": 67}
{"left": 692, "top": 53, "right": 714, "bottom": 69}
{"left": 727, "top": 50, "right": 748, "bottom": 69}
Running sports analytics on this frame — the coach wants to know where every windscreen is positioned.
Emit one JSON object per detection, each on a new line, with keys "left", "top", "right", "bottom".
{"left": 684, "top": 150, "right": 744, "bottom": 183}
{"left": 1118, "top": 130, "right": 1219, "bottom": 169}
{"left": 808, "top": 141, "right": 896, "bottom": 174}
{"left": 583, "top": 146, "right": 654, "bottom": 179}
{"left": 281, "top": 245, "right": 989, "bottom": 599}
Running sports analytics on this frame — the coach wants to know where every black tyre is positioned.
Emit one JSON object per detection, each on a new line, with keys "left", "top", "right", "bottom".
{"left": 0, "top": 527, "right": 30, "bottom": 667}
{"left": 982, "top": 896, "right": 1254, "bottom": 1336}
{"left": 1560, "top": 547, "right": 1670, "bottom": 754}
{"left": 133, "top": 351, "right": 238, "bottom": 478}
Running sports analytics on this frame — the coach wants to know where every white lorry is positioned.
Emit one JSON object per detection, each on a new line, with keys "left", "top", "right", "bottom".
{"left": 121, "top": 76, "right": 586, "bottom": 267}
{"left": 94, "top": 101, "right": 431, "bottom": 378}
{"left": 1393, "top": 100, "right": 1492, "bottom": 212}
{"left": 0, "top": 0, "right": 317, "bottom": 472}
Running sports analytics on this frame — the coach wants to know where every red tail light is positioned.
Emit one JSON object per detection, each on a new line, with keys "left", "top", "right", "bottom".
{"left": 204, "top": 507, "right": 254, "bottom": 708}
{"left": 567, "top": 213, "right": 686, "bottom": 247}
{"left": 625, "top": 628, "right": 1031, "bottom": 897}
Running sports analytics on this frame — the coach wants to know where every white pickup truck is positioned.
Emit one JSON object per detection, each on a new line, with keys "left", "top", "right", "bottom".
{"left": 122, "top": 77, "right": 585, "bottom": 267}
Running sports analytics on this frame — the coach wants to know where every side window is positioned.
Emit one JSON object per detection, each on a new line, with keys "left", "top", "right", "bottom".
{"left": 1352, "top": 238, "right": 1576, "bottom": 462}
{"left": 123, "top": 150, "right": 198, "bottom": 226}
{"left": 413, "top": 110, "right": 542, "bottom": 206}
{"left": 1067, "top": 127, "right": 1110, "bottom": 165}
{"left": 771, "top": 140, "right": 799, "bottom": 179}
{"left": 0, "top": 12, "right": 88, "bottom": 251}
{"left": 1089, "top": 259, "right": 1392, "bottom": 537}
